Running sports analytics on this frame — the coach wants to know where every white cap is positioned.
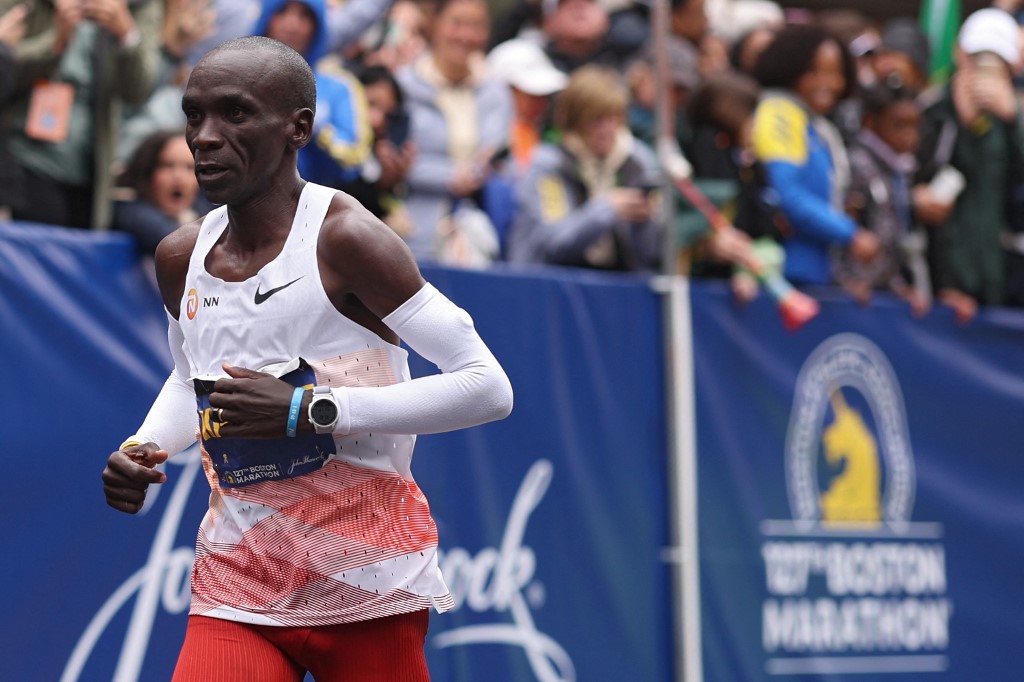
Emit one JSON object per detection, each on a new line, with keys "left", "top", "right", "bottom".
{"left": 959, "top": 8, "right": 1021, "bottom": 66}
{"left": 487, "top": 39, "right": 568, "bottom": 96}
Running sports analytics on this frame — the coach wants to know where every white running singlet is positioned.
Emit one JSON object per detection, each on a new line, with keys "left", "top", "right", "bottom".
{"left": 177, "top": 182, "right": 453, "bottom": 626}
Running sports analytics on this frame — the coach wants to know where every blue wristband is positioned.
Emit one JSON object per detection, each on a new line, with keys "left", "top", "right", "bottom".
{"left": 286, "top": 387, "right": 305, "bottom": 438}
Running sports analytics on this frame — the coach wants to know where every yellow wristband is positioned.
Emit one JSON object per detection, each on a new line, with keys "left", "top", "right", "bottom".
{"left": 119, "top": 439, "right": 143, "bottom": 451}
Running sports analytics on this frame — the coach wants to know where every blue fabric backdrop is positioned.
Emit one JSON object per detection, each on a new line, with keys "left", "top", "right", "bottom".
{"left": 691, "top": 279, "right": 1024, "bottom": 681}
{"left": 0, "top": 224, "right": 672, "bottom": 682}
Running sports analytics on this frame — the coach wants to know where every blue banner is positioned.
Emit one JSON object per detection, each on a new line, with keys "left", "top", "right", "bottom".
{"left": 691, "top": 279, "right": 1024, "bottom": 681}
{"left": 0, "top": 224, "right": 673, "bottom": 682}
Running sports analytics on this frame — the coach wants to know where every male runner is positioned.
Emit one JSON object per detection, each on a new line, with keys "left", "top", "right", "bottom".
{"left": 101, "top": 36, "right": 513, "bottom": 681}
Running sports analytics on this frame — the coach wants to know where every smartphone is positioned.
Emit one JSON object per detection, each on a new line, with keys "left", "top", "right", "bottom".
{"left": 929, "top": 165, "right": 966, "bottom": 204}
{"left": 384, "top": 109, "right": 410, "bottom": 148}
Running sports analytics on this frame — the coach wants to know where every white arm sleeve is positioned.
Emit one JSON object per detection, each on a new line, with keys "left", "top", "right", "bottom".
{"left": 334, "top": 283, "right": 513, "bottom": 435}
{"left": 120, "top": 312, "right": 199, "bottom": 455}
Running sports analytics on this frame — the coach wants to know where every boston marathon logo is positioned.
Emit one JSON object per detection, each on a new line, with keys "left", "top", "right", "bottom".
{"left": 761, "top": 333, "right": 952, "bottom": 676}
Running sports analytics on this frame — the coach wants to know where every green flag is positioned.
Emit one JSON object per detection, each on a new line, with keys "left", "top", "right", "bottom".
{"left": 921, "top": 0, "right": 962, "bottom": 83}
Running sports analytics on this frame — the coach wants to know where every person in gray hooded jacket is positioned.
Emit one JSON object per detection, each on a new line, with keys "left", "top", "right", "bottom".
{"left": 507, "top": 64, "right": 663, "bottom": 272}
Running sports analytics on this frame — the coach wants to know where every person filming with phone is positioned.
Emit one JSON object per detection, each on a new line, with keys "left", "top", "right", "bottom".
{"left": 914, "top": 8, "right": 1024, "bottom": 322}
{"left": 506, "top": 65, "right": 663, "bottom": 272}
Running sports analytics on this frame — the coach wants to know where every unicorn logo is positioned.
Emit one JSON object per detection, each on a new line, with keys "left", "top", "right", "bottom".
{"left": 820, "top": 388, "right": 881, "bottom": 524}
{"left": 785, "top": 334, "right": 915, "bottom": 527}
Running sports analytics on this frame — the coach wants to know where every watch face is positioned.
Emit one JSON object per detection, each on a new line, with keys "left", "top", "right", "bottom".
{"left": 311, "top": 397, "right": 338, "bottom": 426}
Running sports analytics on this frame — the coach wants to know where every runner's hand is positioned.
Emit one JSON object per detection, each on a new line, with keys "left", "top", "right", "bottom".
{"left": 102, "top": 443, "right": 168, "bottom": 514}
{"left": 208, "top": 364, "right": 307, "bottom": 438}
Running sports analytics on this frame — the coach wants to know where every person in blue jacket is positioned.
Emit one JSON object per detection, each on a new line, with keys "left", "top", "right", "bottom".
{"left": 751, "top": 23, "right": 880, "bottom": 286}
{"left": 254, "top": 0, "right": 373, "bottom": 187}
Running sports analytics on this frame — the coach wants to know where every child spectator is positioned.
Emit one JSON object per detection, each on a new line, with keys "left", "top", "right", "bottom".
{"left": 836, "top": 84, "right": 929, "bottom": 315}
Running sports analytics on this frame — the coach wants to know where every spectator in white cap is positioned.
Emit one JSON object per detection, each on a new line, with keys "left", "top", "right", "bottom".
{"left": 911, "top": 7, "right": 1024, "bottom": 322}
{"left": 488, "top": 38, "right": 568, "bottom": 171}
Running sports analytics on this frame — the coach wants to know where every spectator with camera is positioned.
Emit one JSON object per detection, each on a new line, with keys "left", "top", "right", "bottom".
{"left": 506, "top": 65, "right": 662, "bottom": 272}
{"left": 0, "top": 0, "right": 163, "bottom": 229}
{"left": 915, "top": 8, "right": 1024, "bottom": 321}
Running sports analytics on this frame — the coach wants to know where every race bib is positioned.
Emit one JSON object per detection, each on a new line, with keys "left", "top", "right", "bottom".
{"left": 195, "top": 358, "right": 337, "bottom": 488}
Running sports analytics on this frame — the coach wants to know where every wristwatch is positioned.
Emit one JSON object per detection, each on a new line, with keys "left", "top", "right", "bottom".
{"left": 307, "top": 386, "right": 339, "bottom": 434}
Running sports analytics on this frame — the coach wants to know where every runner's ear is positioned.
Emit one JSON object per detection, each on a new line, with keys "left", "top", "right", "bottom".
{"left": 289, "top": 108, "right": 314, "bottom": 150}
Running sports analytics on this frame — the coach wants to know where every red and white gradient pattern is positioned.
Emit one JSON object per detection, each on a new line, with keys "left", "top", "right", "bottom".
{"left": 189, "top": 350, "right": 453, "bottom": 626}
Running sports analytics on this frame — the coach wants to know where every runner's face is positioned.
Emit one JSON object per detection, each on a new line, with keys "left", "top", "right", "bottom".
{"left": 182, "top": 52, "right": 294, "bottom": 205}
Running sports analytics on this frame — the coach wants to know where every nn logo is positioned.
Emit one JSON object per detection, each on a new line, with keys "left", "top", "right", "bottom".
{"left": 185, "top": 288, "right": 219, "bottom": 320}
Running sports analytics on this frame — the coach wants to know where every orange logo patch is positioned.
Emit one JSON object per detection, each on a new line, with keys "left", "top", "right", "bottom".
{"left": 186, "top": 288, "right": 199, "bottom": 320}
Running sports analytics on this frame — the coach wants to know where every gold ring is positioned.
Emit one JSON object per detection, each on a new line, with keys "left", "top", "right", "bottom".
{"left": 216, "top": 407, "right": 225, "bottom": 423}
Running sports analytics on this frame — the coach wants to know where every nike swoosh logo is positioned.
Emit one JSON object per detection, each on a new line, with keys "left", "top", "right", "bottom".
{"left": 254, "top": 276, "right": 304, "bottom": 305}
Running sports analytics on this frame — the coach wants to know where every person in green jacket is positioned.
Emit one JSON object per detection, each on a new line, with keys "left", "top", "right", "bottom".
{"left": 914, "top": 8, "right": 1024, "bottom": 322}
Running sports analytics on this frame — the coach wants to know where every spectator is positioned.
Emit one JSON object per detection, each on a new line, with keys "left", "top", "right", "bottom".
{"left": 875, "top": 18, "right": 933, "bottom": 93}
{"left": 396, "top": 0, "right": 511, "bottom": 264}
{"left": 729, "top": 25, "right": 778, "bottom": 76}
{"left": 487, "top": 37, "right": 567, "bottom": 173}
{"left": 685, "top": 70, "right": 787, "bottom": 302}
{"left": 332, "top": 64, "right": 417, "bottom": 237}
{"left": 625, "top": 36, "right": 700, "bottom": 148}
{"left": 355, "top": 0, "right": 428, "bottom": 72}
{"left": 186, "top": 0, "right": 395, "bottom": 66}
{"left": 506, "top": 65, "right": 662, "bottom": 272}
{"left": 602, "top": 0, "right": 651, "bottom": 65}
{"left": 837, "top": 84, "right": 929, "bottom": 315}
{"left": 835, "top": 17, "right": 933, "bottom": 143}
{"left": 111, "top": 129, "right": 207, "bottom": 254}
{"left": 915, "top": 8, "right": 1024, "bottom": 320}
{"left": 254, "top": 0, "right": 374, "bottom": 188}
{"left": 670, "top": 0, "right": 728, "bottom": 78}
{"left": 0, "top": 0, "right": 163, "bottom": 229}
{"left": 541, "top": 0, "right": 613, "bottom": 73}
{"left": 0, "top": 3, "right": 27, "bottom": 220}
{"left": 751, "top": 23, "right": 880, "bottom": 286}
{"left": 117, "top": 0, "right": 215, "bottom": 164}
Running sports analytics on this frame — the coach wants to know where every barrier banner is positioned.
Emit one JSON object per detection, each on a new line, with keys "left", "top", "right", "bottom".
{"left": 413, "top": 266, "right": 672, "bottom": 682}
{"left": 690, "top": 280, "right": 1024, "bottom": 681}
{"left": 0, "top": 223, "right": 674, "bottom": 682}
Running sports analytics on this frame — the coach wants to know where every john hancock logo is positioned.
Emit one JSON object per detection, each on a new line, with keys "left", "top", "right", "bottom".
{"left": 760, "top": 333, "right": 952, "bottom": 676}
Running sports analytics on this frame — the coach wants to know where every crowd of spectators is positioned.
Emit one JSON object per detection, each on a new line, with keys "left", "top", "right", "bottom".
{"left": 4, "top": 0, "right": 1024, "bottom": 322}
